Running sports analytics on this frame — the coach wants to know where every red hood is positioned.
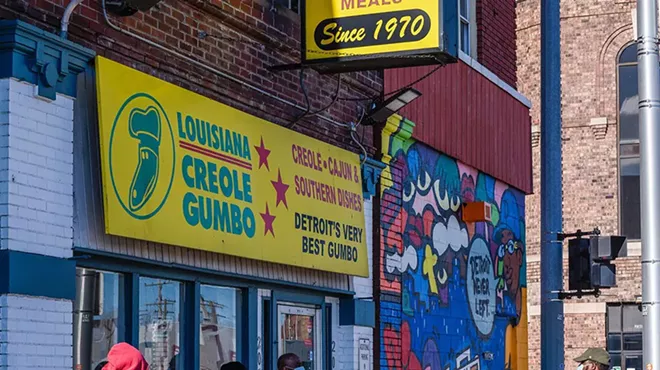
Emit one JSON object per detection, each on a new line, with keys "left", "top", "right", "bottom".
{"left": 103, "top": 343, "right": 149, "bottom": 370}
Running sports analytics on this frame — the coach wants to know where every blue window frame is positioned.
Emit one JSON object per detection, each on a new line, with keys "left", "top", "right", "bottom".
{"left": 74, "top": 258, "right": 250, "bottom": 370}
{"left": 74, "top": 248, "right": 342, "bottom": 370}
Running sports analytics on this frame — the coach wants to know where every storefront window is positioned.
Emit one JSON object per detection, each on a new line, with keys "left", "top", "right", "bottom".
{"left": 200, "top": 285, "right": 241, "bottom": 370}
{"left": 278, "top": 305, "right": 322, "bottom": 370}
{"left": 74, "top": 268, "right": 123, "bottom": 370}
{"left": 139, "top": 277, "right": 182, "bottom": 369}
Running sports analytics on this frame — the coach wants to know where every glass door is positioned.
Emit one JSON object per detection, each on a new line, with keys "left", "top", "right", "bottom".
{"left": 277, "top": 304, "right": 322, "bottom": 370}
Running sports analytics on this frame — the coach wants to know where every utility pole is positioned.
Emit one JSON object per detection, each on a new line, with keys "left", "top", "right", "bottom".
{"left": 540, "top": 0, "right": 563, "bottom": 368}
{"left": 637, "top": 0, "right": 660, "bottom": 367}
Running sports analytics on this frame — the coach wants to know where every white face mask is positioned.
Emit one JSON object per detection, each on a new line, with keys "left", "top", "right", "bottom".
{"left": 577, "top": 365, "right": 584, "bottom": 370}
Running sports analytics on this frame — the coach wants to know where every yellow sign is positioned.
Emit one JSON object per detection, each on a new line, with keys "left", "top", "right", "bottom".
{"left": 303, "top": 0, "right": 441, "bottom": 63}
{"left": 95, "top": 56, "right": 368, "bottom": 277}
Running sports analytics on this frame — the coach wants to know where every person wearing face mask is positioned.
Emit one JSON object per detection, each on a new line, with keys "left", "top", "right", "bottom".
{"left": 277, "top": 353, "right": 305, "bottom": 370}
{"left": 574, "top": 348, "right": 610, "bottom": 370}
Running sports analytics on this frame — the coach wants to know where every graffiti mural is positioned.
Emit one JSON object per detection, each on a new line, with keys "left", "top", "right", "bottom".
{"left": 380, "top": 119, "right": 527, "bottom": 370}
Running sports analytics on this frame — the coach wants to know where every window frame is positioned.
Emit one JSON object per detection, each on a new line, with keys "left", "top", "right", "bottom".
{"left": 276, "top": 304, "right": 323, "bottom": 370}
{"left": 458, "top": 0, "right": 477, "bottom": 58}
{"left": 263, "top": 292, "right": 329, "bottom": 370}
{"left": 76, "top": 258, "right": 253, "bottom": 370}
{"left": 617, "top": 42, "right": 642, "bottom": 241}
{"left": 74, "top": 249, "right": 339, "bottom": 370}
{"left": 606, "top": 303, "right": 643, "bottom": 370}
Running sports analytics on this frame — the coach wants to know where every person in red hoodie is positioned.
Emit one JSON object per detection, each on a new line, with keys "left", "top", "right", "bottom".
{"left": 95, "top": 343, "right": 149, "bottom": 370}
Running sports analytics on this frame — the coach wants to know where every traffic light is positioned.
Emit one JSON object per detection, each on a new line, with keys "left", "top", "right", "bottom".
{"left": 568, "top": 235, "right": 626, "bottom": 291}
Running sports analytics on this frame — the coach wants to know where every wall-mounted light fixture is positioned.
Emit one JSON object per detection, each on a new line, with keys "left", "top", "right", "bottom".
{"left": 365, "top": 88, "right": 422, "bottom": 124}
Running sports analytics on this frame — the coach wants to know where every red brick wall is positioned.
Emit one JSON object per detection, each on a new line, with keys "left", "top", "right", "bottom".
{"left": 0, "top": 0, "right": 381, "bottom": 154}
{"left": 477, "top": 0, "right": 517, "bottom": 87}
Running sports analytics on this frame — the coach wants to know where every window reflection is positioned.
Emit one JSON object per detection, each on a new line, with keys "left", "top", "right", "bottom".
{"left": 200, "top": 285, "right": 240, "bottom": 370}
{"left": 139, "top": 277, "right": 182, "bottom": 370}
{"left": 619, "top": 65, "right": 639, "bottom": 142}
{"left": 618, "top": 44, "right": 647, "bottom": 240}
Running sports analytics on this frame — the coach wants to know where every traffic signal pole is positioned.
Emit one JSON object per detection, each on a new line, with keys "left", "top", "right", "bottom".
{"left": 637, "top": 0, "right": 660, "bottom": 367}
{"left": 540, "top": 0, "right": 563, "bottom": 368}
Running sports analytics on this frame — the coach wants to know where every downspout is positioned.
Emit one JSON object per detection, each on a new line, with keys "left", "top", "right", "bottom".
{"left": 60, "top": 0, "right": 84, "bottom": 38}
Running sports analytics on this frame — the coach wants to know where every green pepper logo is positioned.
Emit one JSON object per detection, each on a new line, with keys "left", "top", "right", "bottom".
{"left": 108, "top": 93, "right": 175, "bottom": 220}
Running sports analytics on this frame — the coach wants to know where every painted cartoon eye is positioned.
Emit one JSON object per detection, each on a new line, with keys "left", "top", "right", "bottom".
{"left": 450, "top": 196, "right": 461, "bottom": 212}
{"left": 403, "top": 181, "right": 415, "bottom": 202}
{"left": 417, "top": 171, "right": 431, "bottom": 192}
{"left": 507, "top": 240, "right": 516, "bottom": 254}
{"left": 498, "top": 244, "right": 506, "bottom": 258}
{"left": 433, "top": 180, "right": 450, "bottom": 210}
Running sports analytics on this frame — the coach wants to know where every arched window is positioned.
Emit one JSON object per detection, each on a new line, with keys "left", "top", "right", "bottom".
{"left": 618, "top": 43, "right": 641, "bottom": 239}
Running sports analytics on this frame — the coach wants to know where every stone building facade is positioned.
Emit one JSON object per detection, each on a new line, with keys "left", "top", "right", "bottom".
{"left": 517, "top": 0, "right": 643, "bottom": 368}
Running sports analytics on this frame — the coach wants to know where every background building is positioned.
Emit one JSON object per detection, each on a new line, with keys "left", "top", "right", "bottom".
{"left": 517, "top": 0, "right": 643, "bottom": 368}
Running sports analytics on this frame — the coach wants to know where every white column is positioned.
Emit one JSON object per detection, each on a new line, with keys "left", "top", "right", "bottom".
{"left": 0, "top": 78, "right": 75, "bottom": 370}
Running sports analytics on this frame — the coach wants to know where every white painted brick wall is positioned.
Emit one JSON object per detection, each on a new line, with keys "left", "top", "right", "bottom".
{"left": 0, "top": 79, "right": 75, "bottom": 259}
{"left": 0, "top": 295, "right": 73, "bottom": 370}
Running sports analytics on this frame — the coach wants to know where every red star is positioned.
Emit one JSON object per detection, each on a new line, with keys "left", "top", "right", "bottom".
{"left": 260, "top": 203, "right": 276, "bottom": 237}
{"left": 254, "top": 137, "right": 271, "bottom": 171}
{"left": 271, "top": 169, "right": 290, "bottom": 209}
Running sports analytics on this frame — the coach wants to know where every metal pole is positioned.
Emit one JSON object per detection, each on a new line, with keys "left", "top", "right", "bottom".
{"left": 637, "top": 0, "right": 660, "bottom": 367}
{"left": 73, "top": 268, "right": 97, "bottom": 370}
{"left": 540, "top": 0, "right": 564, "bottom": 368}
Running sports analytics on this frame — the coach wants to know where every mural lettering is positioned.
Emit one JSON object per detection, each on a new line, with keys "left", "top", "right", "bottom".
{"left": 467, "top": 239, "right": 497, "bottom": 337}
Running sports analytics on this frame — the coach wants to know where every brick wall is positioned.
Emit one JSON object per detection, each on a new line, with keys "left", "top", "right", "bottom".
{"left": 0, "top": 295, "right": 73, "bottom": 369}
{"left": 517, "top": 0, "right": 638, "bottom": 366}
{"left": 0, "top": 79, "right": 74, "bottom": 259}
{"left": 0, "top": 78, "right": 77, "bottom": 370}
{"left": 477, "top": 0, "right": 517, "bottom": 87}
{"left": 0, "top": 0, "right": 381, "bottom": 157}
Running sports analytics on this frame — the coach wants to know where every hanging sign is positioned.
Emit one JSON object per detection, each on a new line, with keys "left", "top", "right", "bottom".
{"left": 95, "top": 56, "right": 368, "bottom": 277}
{"left": 302, "top": 0, "right": 456, "bottom": 72}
